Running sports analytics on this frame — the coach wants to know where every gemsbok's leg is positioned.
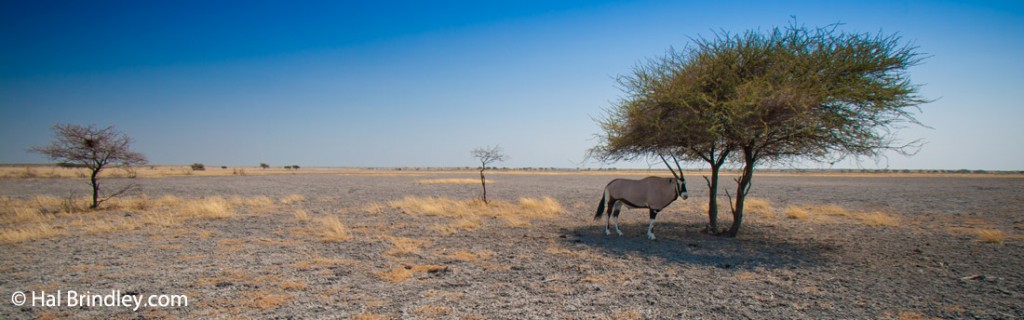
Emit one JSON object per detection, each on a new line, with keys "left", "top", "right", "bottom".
{"left": 604, "top": 200, "right": 614, "bottom": 236}
{"left": 647, "top": 209, "right": 660, "bottom": 240}
{"left": 612, "top": 202, "right": 624, "bottom": 236}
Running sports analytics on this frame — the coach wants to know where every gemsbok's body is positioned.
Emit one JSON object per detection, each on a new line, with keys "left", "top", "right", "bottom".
{"left": 594, "top": 176, "right": 687, "bottom": 240}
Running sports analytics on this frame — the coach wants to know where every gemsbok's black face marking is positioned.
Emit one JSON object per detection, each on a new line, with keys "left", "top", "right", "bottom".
{"left": 676, "top": 177, "right": 689, "bottom": 200}
{"left": 594, "top": 176, "right": 688, "bottom": 240}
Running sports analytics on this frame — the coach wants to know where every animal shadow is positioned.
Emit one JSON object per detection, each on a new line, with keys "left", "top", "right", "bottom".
{"left": 566, "top": 221, "right": 834, "bottom": 270}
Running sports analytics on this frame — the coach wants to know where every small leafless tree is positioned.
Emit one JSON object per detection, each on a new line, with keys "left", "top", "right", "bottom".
{"left": 30, "top": 124, "right": 147, "bottom": 209}
{"left": 471, "top": 145, "right": 508, "bottom": 204}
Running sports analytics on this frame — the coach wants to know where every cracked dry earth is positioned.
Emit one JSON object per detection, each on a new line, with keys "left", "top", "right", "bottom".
{"left": 1, "top": 172, "right": 1022, "bottom": 319}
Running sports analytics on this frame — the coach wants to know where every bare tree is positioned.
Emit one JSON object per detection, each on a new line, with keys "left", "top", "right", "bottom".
{"left": 471, "top": 145, "right": 508, "bottom": 204}
{"left": 30, "top": 124, "right": 147, "bottom": 209}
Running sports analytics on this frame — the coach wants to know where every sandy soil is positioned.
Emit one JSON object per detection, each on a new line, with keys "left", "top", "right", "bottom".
{"left": 1, "top": 172, "right": 1022, "bottom": 319}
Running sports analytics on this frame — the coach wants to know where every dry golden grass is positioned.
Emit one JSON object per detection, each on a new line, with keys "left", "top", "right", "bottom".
{"left": 376, "top": 266, "right": 413, "bottom": 282}
{"left": 579, "top": 275, "right": 609, "bottom": 283}
{"left": 856, "top": 211, "right": 900, "bottom": 227}
{"left": 744, "top": 197, "right": 775, "bottom": 218}
{"left": 388, "top": 196, "right": 563, "bottom": 228}
{"left": 252, "top": 292, "right": 292, "bottom": 310}
{"left": 612, "top": 309, "right": 643, "bottom": 320}
{"left": 362, "top": 202, "right": 387, "bottom": 214}
{"left": 278, "top": 279, "right": 308, "bottom": 291}
{"left": 291, "top": 256, "right": 353, "bottom": 272}
{"left": 414, "top": 305, "right": 451, "bottom": 318}
{"left": 416, "top": 178, "right": 490, "bottom": 185}
{"left": 0, "top": 224, "right": 66, "bottom": 244}
{"left": 389, "top": 196, "right": 463, "bottom": 217}
{"left": 734, "top": 271, "right": 760, "bottom": 282}
{"left": 292, "top": 209, "right": 310, "bottom": 221}
{"left": 316, "top": 216, "right": 353, "bottom": 242}
{"left": 232, "top": 196, "right": 275, "bottom": 210}
{"left": 514, "top": 196, "right": 565, "bottom": 218}
{"left": 139, "top": 211, "right": 182, "bottom": 228}
{"left": 783, "top": 205, "right": 811, "bottom": 220}
{"left": 183, "top": 196, "right": 235, "bottom": 219}
{"left": 82, "top": 217, "right": 140, "bottom": 234}
{"left": 384, "top": 236, "right": 432, "bottom": 256}
{"left": 5, "top": 207, "right": 48, "bottom": 224}
{"left": 279, "top": 194, "right": 306, "bottom": 205}
{"left": 976, "top": 229, "right": 1010, "bottom": 244}
{"left": 431, "top": 217, "right": 482, "bottom": 235}
{"left": 783, "top": 203, "right": 900, "bottom": 227}
{"left": 376, "top": 264, "right": 446, "bottom": 283}
{"left": 0, "top": 194, "right": 287, "bottom": 243}
{"left": 444, "top": 250, "right": 495, "bottom": 262}
{"left": 891, "top": 310, "right": 938, "bottom": 320}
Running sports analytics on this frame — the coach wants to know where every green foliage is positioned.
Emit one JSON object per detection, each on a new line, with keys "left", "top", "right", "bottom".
{"left": 594, "top": 22, "right": 928, "bottom": 236}
{"left": 191, "top": 163, "right": 206, "bottom": 171}
{"left": 598, "top": 22, "right": 927, "bottom": 164}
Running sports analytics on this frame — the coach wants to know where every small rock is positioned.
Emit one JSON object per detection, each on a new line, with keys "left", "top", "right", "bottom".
{"left": 960, "top": 274, "right": 984, "bottom": 281}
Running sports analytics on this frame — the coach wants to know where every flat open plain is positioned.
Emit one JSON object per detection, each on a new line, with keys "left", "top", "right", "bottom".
{"left": 1, "top": 170, "right": 1022, "bottom": 319}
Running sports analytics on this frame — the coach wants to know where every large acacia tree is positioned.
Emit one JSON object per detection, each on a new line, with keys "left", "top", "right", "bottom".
{"left": 595, "top": 23, "right": 928, "bottom": 237}
{"left": 31, "top": 124, "right": 147, "bottom": 209}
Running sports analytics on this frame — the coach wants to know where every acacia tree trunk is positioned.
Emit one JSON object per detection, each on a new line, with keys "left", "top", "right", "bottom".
{"left": 479, "top": 166, "right": 488, "bottom": 204}
{"left": 727, "top": 147, "right": 756, "bottom": 237}
{"left": 701, "top": 148, "right": 730, "bottom": 234}
{"left": 705, "top": 164, "right": 721, "bottom": 233}
{"left": 89, "top": 167, "right": 101, "bottom": 209}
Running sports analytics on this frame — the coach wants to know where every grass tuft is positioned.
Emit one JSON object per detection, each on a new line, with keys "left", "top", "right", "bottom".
{"left": 292, "top": 209, "right": 310, "bottom": 222}
{"left": 280, "top": 194, "right": 306, "bottom": 205}
{"left": 316, "top": 216, "right": 352, "bottom": 242}
{"left": 362, "top": 202, "right": 386, "bottom": 215}
{"left": 783, "top": 205, "right": 810, "bottom": 220}
{"left": 384, "top": 236, "right": 432, "bottom": 256}
{"left": 376, "top": 264, "right": 446, "bottom": 283}
{"left": 184, "top": 197, "right": 235, "bottom": 219}
{"left": 744, "top": 197, "right": 775, "bottom": 218}
{"left": 0, "top": 224, "right": 66, "bottom": 243}
{"left": 856, "top": 211, "right": 900, "bottom": 227}
{"left": 414, "top": 305, "right": 451, "bottom": 318}
{"left": 976, "top": 229, "right": 1009, "bottom": 244}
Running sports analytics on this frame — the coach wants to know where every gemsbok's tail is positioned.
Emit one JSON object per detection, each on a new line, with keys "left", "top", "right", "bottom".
{"left": 594, "top": 190, "right": 606, "bottom": 221}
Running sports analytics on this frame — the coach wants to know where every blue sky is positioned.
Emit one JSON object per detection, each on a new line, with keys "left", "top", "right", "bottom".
{"left": 2, "top": 0, "right": 1022, "bottom": 170}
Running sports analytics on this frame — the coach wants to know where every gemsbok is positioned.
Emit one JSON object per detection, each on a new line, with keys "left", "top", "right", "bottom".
{"left": 594, "top": 155, "right": 688, "bottom": 240}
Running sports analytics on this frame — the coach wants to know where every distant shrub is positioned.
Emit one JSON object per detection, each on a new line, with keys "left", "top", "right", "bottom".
{"left": 259, "top": 163, "right": 269, "bottom": 170}
{"left": 191, "top": 163, "right": 206, "bottom": 171}
{"left": 221, "top": 166, "right": 228, "bottom": 169}
{"left": 56, "top": 162, "right": 87, "bottom": 168}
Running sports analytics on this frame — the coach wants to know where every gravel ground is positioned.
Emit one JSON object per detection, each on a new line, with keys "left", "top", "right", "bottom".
{"left": 1, "top": 172, "right": 1022, "bottom": 319}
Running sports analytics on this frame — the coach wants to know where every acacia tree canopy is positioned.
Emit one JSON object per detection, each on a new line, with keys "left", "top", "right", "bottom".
{"left": 594, "top": 22, "right": 928, "bottom": 237}
{"left": 30, "top": 124, "right": 147, "bottom": 209}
